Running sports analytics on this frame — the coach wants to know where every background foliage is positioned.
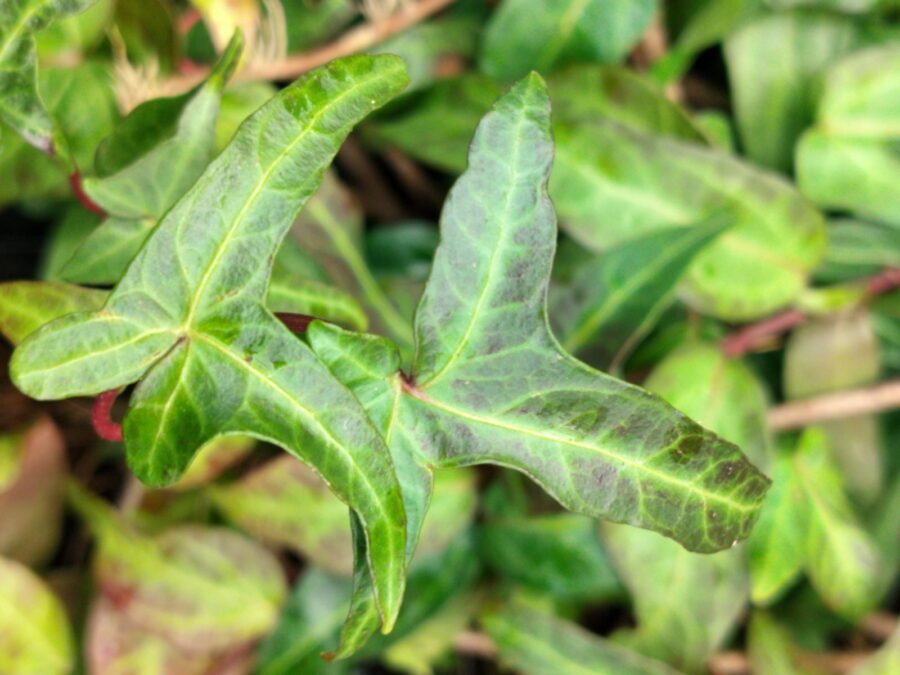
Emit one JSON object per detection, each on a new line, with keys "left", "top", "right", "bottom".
{"left": 0, "top": 0, "right": 898, "bottom": 673}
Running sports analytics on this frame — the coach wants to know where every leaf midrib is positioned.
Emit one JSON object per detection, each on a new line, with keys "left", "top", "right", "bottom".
{"left": 182, "top": 66, "right": 399, "bottom": 331}
{"left": 405, "top": 387, "right": 758, "bottom": 514}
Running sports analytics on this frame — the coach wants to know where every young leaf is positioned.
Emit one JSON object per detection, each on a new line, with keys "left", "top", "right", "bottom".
{"left": 724, "top": 10, "right": 864, "bottom": 171}
{"left": 797, "top": 44, "right": 900, "bottom": 227}
{"left": 0, "top": 555, "right": 73, "bottom": 674}
{"left": 0, "top": 0, "right": 99, "bottom": 158}
{"left": 0, "top": 280, "right": 107, "bottom": 345}
{"left": 483, "top": 599, "right": 680, "bottom": 675}
{"left": 11, "top": 55, "right": 412, "bottom": 634}
{"left": 747, "top": 611, "right": 804, "bottom": 675}
{"left": 61, "top": 34, "right": 243, "bottom": 285}
{"left": 479, "top": 0, "right": 655, "bottom": 81}
{"left": 68, "top": 483, "right": 287, "bottom": 652}
{"left": 551, "top": 218, "right": 727, "bottom": 369}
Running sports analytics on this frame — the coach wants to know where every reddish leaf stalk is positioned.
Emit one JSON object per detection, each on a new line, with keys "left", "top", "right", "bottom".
{"left": 68, "top": 172, "right": 106, "bottom": 216}
{"left": 92, "top": 388, "right": 123, "bottom": 441}
{"left": 721, "top": 267, "right": 900, "bottom": 358}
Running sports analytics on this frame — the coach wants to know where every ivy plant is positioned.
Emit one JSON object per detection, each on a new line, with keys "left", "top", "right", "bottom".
{"left": 4, "top": 22, "right": 769, "bottom": 661}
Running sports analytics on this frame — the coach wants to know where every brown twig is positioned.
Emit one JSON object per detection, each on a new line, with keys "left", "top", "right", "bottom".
{"left": 768, "top": 379, "right": 900, "bottom": 430}
{"left": 337, "top": 136, "right": 406, "bottom": 221}
{"left": 163, "top": 0, "right": 458, "bottom": 94}
{"left": 721, "top": 267, "right": 900, "bottom": 358}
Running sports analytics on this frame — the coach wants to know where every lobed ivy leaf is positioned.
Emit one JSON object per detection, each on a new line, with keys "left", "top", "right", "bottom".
{"left": 0, "top": 0, "right": 99, "bottom": 159}
{"left": 309, "top": 73, "right": 769, "bottom": 654}
{"left": 797, "top": 44, "right": 900, "bottom": 227}
{"left": 551, "top": 218, "right": 727, "bottom": 369}
{"left": 11, "top": 54, "right": 412, "bottom": 635}
{"left": 61, "top": 33, "right": 243, "bottom": 285}
{"left": 483, "top": 598, "right": 680, "bottom": 675}
{"left": 0, "top": 555, "right": 73, "bottom": 674}
{"left": 479, "top": 0, "right": 655, "bottom": 81}
{"left": 407, "top": 74, "right": 769, "bottom": 554}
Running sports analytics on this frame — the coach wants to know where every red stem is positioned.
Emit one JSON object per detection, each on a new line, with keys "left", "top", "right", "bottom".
{"left": 68, "top": 172, "right": 105, "bottom": 216}
{"left": 92, "top": 388, "right": 123, "bottom": 441}
{"left": 721, "top": 267, "right": 900, "bottom": 358}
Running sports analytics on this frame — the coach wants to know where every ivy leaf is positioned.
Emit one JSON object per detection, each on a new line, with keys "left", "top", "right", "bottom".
{"left": 0, "top": 417, "right": 66, "bottom": 567}
{"left": 61, "top": 33, "right": 243, "bottom": 285}
{"left": 483, "top": 599, "right": 680, "bottom": 675}
{"left": 797, "top": 44, "right": 900, "bottom": 227}
{"left": 479, "top": 511, "right": 622, "bottom": 603}
{"left": 211, "top": 455, "right": 354, "bottom": 576}
{"left": 0, "top": 555, "right": 73, "bottom": 674}
{"left": 68, "top": 482, "right": 287, "bottom": 651}
{"left": 794, "top": 428, "right": 883, "bottom": 620}
{"left": 724, "top": 9, "right": 864, "bottom": 171}
{"left": 309, "top": 73, "right": 769, "bottom": 656}
{"left": 0, "top": 280, "right": 106, "bottom": 345}
{"left": 550, "top": 119, "right": 827, "bottom": 320}
{"left": 550, "top": 218, "right": 727, "bottom": 369}
{"left": 0, "top": 0, "right": 99, "bottom": 159}
{"left": 747, "top": 449, "right": 808, "bottom": 605}
{"left": 407, "top": 74, "right": 769, "bottom": 553}
{"left": 11, "top": 55, "right": 412, "bottom": 634}
{"left": 479, "top": 0, "right": 655, "bottom": 81}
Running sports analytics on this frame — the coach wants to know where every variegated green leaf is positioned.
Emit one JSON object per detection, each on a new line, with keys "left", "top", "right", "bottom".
{"left": 0, "top": 0, "right": 99, "bottom": 160}
{"left": 11, "top": 55, "right": 411, "bottom": 637}
{"left": 0, "top": 280, "right": 107, "bottom": 344}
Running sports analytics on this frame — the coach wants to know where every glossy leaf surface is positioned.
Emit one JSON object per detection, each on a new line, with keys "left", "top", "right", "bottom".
{"left": 11, "top": 55, "right": 411, "bottom": 636}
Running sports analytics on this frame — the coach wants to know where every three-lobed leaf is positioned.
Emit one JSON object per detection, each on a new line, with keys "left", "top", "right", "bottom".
{"left": 11, "top": 54, "right": 412, "bottom": 638}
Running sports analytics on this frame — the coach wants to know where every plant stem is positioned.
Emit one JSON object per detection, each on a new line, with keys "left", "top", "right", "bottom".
{"left": 68, "top": 172, "right": 106, "bottom": 216}
{"left": 721, "top": 267, "right": 900, "bottom": 357}
{"left": 164, "top": 0, "right": 459, "bottom": 93}
{"left": 768, "top": 379, "right": 900, "bottom": 430}
{"left": 91, "top": 388, "right": 122, "bottom": 441}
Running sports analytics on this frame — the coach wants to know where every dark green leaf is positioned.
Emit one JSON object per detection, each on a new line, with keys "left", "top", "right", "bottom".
{"left": 11, "top": 55, "right": 412, "bottom": 638}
